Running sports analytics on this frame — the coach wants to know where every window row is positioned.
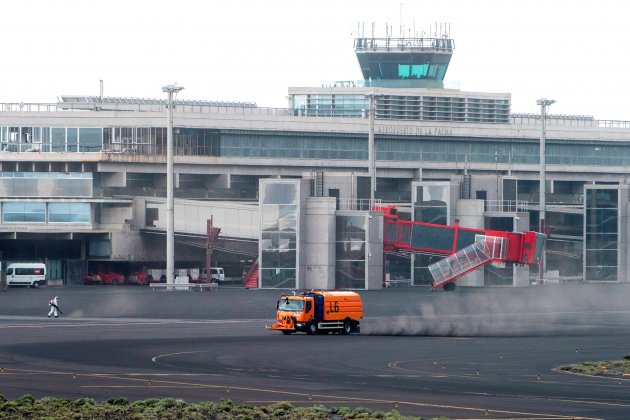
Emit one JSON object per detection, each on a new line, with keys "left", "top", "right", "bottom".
{"left": 4, "top": 125, "right": 630, "bottom": 167}
{"left": 2, "top": 202, "right": 90, "bottom": 223}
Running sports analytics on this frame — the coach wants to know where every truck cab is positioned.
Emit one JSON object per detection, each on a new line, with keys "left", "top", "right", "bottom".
{"left": 269, "top": 290, "right": 362, "bottom": 335}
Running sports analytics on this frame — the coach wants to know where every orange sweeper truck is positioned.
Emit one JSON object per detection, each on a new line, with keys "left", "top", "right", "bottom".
{"left": 268, "top": 290, "right": 363, "bottom": 335}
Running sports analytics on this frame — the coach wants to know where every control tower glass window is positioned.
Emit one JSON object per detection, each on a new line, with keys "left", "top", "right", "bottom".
{"left": 398, "top": 64, "right": 431, "bottom": 79}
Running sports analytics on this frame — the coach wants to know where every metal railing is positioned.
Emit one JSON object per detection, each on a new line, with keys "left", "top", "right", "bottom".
{"left": 3, "top": 101, "right": 630, "bottom": 131}
{"left": 336, "top": 198, "right": 382, "bottom": 211}
{"left": 484, "top": 200, "right": 529, "bottom": 213}
{"left": 429, "top": 235, "right": 507, "bottom": 287}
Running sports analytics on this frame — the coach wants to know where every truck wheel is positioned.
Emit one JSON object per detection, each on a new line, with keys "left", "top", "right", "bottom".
{"left": 342, "top": 319, "right": 352, "bottom": 335}
{"left": 443, "top": 282, "right": 456, "bottom": 292}
{"left": 32, "top": 282, "right": 40, "bottom": 289}
{"left": 307, "top": 320, "right": 318, "bottom": 335}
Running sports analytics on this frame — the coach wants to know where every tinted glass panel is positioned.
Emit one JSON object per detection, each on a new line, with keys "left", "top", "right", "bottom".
{"left": 261, "top": 232, "right": 297, "bottom": 250}
{"left": 261, "top": 183, "right": 297, "bottom": 204}
{"left": 79, "top": 128, "right": 102, "bottom": 152}
{"left": 261, "top": 268, "right": 296, "bottom": 288}
{"left": 3, "top": 202, "right": 45, "bottom": 222}
{"left": 335, "top": 260, "right": 365, "bottom": 289}
{"left": 261, "top": 205, "right": 297, "bottom": 232}
{"left": 336, "top": 216, "right": 366, "bottom": 241}
{"left": 336, "top": 241, "right": 366, "bottom": 260}
{"left": 584, "top": 188, "right": 618, "bottom": 281}
{"left": 48, "top": 202, "right": 90, "bottom": 223}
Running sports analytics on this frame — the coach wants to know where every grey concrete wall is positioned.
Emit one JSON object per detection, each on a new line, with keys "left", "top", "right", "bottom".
{"left": 449, "top": 182, "right": 460, "bottom": 225}
{"left": 513, "top": 212, "right": 531, "bottom": 287}
{"left": 110, "top": 231, "right": 149, "bottom": 260}
{"left": 304, "top": 197, "right": 336, "bottom": 290}
{"left": 471, "top": 175, "right": 501, "bottom": 202}
{"left": 620, "top": 187, "right": 629, "bottom": 283}
{"left": 321, "top": 172, "right": 357, "bottom": 201}
{"left": 99, "top": 206, "right": 130, "bottom": 227}
{"left": 133, "top": 198, "right": 147, "bottom": 229}
{"left": 512, "top": 264, "right": 530, "bottom": 287}
{"left": 100, "top": 172, "right": 126, "bottom": 187}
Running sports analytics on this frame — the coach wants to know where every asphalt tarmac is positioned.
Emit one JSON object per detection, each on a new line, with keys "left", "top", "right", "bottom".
{"left": 0, "top": 284, "right": 629, "bottom": 419}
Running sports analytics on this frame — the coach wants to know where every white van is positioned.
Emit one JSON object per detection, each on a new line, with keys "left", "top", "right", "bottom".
{"left": 201, "top": 267, "right": 225, "bottom": 284}
{"left": 7, "top": 263, "right": 47, "bottom": 288}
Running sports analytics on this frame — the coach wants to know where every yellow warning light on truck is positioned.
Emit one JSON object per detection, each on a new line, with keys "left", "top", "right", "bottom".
{"left": 268, "top": 290, "right": 363, "bottom": 335}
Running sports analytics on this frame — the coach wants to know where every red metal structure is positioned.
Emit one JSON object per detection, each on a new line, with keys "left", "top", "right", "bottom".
{"left": 376, "top": 206, "right": 545, "bottom": 290}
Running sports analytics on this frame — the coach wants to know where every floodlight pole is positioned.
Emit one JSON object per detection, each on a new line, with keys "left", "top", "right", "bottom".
{"left": 368, "top": 93, "right": 382, "bottom": 208}
{"left": 537, "top": 98, "right": 555, "bottom": 284}
{"left": 368, "top": 94, "right": 376, "bottom": 206}
{"left": 163, "top": 84, "right": 184, "bottom": 284}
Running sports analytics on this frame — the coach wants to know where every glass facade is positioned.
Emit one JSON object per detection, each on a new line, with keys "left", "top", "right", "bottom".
{"left": 413, "top": 183, "right": 450, "bottom": 285}
{"left": 335, "top": 215, "right": 366, "bottom": 289}
{"left": 48, "top": 203, "right": 90, "bottom": 223}
{"left": 221, "top": 133, "right": 366, "bottom": 160}
{"left": 2, "top": 202, "right": 90, "bottom": 223}
{"left": 290, "top": 93, "right": 509, "bottom": 122}
{"left": 260, "top": 182, "right": 298, "bottom": 288}
{"left": 584, "top": 188, "right": 618, "bottom": 281}
{"left": 88, "top": 240, "right": 110, "bottom": 257}
{"left": 2, "top": 202, "right": 46, "bottom": 223}
{"left": 0, "top": 172, "right": 93, "bottom": 198}
{"left": 4, "top": 123, "right": 630, "bottom": 169}
{"left": 292, "top": 94, "right": 368, "bottom": 117}
{"left": 413, "top": 185, "right": 449, "bottom": 225}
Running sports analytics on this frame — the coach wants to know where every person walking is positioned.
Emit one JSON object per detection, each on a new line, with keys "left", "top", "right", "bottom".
{"left": 47, "top": 296, "right": 62, "bottom": 318}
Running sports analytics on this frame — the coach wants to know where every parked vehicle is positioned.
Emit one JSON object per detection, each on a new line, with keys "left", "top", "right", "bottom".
{"left": 82, "top": 273, "right": 104, "bottom": 285}
{"left": 6, "top": 263, "right": 47, "bottom": 288}
{"left": 200, "top": 267, "right": 225, "bottom": 284}
{"left": 83, "top": 271, "right": 125, "bottom": 285}
{"left": 99, "top": 272, "right": 125, "bottom": 285}
{"left": 127, "top": 271, "right": 153, "bottom": 285}
{"left": 268, "top": 290, "right": 363, "bottom": 335}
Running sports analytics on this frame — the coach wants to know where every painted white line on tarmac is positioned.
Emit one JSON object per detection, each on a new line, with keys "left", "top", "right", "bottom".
{"left": 0, "top": 318, "right": 261, "bottom": 329}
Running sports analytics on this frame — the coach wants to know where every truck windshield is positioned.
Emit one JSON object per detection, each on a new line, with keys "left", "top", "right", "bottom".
{"left": 278, "top": 299, "right": 304, "bottom": 311}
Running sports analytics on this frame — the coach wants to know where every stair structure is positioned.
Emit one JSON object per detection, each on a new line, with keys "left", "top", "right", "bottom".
{"left": 243, "top": 259, "right": 259, "bottom": 288}
{"left": 428, "top": 235, "right": 507, "bottom": 288}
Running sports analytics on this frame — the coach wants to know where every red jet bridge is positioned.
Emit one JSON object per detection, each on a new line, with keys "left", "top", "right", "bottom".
{"left": 376, "top": 206, "right": 546, "bottom": 290}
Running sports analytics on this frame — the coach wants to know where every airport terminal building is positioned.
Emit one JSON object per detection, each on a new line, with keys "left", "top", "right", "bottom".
{"left": 1, "top": 33, "right": 629, "bottom": 288}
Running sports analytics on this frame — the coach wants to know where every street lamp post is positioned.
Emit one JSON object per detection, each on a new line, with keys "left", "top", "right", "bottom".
{"left": 163, "top": 84, "right": 184, "bottom": 284}
{"left": 367, "top": 93, "right": 383, "bottom": 208}
{"left": 368, "top": 94, "right": 376, "bottom": 206}
{"left": 537, "top": 98, "right": 555, "bottom": 283}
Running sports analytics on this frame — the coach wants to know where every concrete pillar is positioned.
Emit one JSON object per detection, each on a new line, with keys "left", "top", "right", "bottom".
{"left": 366, "top": 211, "right": 384, "bottom": 290}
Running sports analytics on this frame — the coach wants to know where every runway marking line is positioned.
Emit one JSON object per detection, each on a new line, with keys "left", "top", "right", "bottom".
{"left": 0, "top": 367, "right": 598, "bottom": 419}
{"left": 0, "top": 319, "right": 255, "bottom": 329}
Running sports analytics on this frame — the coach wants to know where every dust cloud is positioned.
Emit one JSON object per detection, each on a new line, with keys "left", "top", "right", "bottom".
{"left": 363, "top": 284, "right": 629, "bottom": 337}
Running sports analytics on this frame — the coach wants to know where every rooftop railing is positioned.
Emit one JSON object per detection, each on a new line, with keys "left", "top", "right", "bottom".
{"left": 2, "top": 101, "right": 630, "bottom": 130}
{"left": 354, "top": 37, "right": 454, "bottom": 52}
{"left": 510, "top": 113, "right": 630, "bottom": 129}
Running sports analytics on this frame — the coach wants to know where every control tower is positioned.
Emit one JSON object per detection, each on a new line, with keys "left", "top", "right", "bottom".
{"left": 354, "top": 30, "right": 454, "bottom": 89}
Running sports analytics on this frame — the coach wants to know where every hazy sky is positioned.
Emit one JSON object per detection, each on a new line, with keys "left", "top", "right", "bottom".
{"left": 2, "top": 0, "right": 628, "bottom": 119}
